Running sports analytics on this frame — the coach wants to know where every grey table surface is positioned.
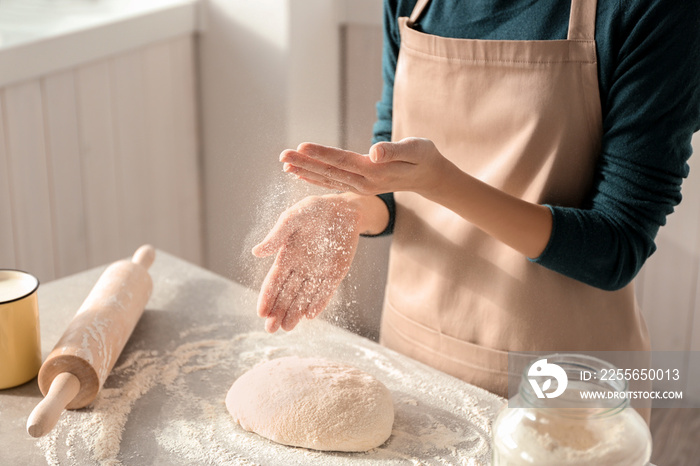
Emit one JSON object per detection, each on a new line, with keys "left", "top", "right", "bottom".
{"left": 0, "top": 250, "right": 504, "bottom": 465}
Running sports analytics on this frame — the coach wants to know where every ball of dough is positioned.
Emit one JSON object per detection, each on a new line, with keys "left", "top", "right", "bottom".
{"left": 226, "top": 356, "right": 394, "bottom": 452}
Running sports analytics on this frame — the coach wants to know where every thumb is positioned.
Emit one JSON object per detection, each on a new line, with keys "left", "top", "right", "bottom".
{"left": 369, "top": 142, "right": 395, "bottom": 163}
{"left": 252, "top": 219, "right": 292, "bottom": 258}
{"left": 370, "top": 138, "right": 426, "bottom": 163}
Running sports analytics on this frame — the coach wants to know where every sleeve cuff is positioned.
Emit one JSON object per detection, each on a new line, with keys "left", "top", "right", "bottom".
{"left": 527, "top": 204, "right": 556, "bottom": 263}
{"left": 360, "top": 192, "right": 396, "bottom": 237}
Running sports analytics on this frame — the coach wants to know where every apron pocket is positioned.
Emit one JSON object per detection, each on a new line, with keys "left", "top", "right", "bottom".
{"left": 381, "top": 295, "right": 513, "bottom": 397}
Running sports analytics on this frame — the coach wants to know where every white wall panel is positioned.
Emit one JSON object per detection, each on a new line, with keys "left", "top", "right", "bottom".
{"left": 342, "top": 24, "right": 383, "bottom": 153}
{"left": 75, "top": 61, "right": 123, "bottom": 266}
{"left": 287, "top": 0, "right": 342, "bottom": 148}
{"left": 166, "top": 36, "right": 202, "bottom": 264}
{"left": 198, "top": 0, "right": 291, "bottom": 285}
{"left": 110, "top": 48, "right": 157, "bottom": 256}
{"left": 198, "top": 0, "right": 371, "bottom": 291}
{"left": 42, "top": 71, "right": 90, "bottom": 277}
{"left": 2, "top": 82, "right": 55, "bottom": 281}
{"left": 340, "top": 0, "right": 382, "bottom": 25}
{"left": 0, "top": 34, "right": 201, "bottom": 280}
{"left": 143, "top": 41, "right": 182, "bottom": 258}
{"left": 0, "top": 95, "right": 16, "bottom": 268}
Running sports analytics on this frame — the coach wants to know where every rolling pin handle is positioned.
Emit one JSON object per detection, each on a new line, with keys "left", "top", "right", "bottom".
{"left": 131, "top": 245, "right": 156, "bottom": 270}
{"left": 26, "top": 372, "right": 81, "bottom": 438}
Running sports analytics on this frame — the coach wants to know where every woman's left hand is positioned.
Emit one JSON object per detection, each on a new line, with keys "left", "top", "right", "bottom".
{"left": 280, "top": 137, "right": 454, "bottom": 198}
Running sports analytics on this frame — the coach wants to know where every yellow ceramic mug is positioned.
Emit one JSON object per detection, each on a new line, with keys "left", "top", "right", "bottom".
{"left": 0, "top": 270, "right": 41, "bottom": 389}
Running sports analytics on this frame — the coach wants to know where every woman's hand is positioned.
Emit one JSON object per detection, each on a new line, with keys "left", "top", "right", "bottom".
{"left": 280, "top": 137, "right": 454, "bottom": 198}
{"left": 252, "top": 194, "right": 364, "bottom": 333}
{"left": 281, "top": 138, "right": 553, "bottom": 259}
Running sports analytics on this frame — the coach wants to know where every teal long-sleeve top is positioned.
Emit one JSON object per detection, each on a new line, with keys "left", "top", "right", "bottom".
{"left": 372, "top": 0, "right": 700, "bottom": 291}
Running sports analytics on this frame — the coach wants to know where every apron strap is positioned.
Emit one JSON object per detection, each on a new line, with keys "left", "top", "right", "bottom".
{"left": 567, "top": 0, "right": 598, "bottom": 40}
{"left": 407, "top": 0, "right": 431, "bottom": 27}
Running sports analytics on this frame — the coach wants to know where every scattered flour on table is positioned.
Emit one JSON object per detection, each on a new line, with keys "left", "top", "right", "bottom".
{"left": 37, "top": 329, "right": 263, "bottom": 466}
{"left": 36, "top": 322, "right": 499, "bottom": 465}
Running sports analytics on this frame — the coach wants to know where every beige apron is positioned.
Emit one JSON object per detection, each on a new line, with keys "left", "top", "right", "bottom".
{"left": 380, "top": 0, "right": 650, "bottom": 398}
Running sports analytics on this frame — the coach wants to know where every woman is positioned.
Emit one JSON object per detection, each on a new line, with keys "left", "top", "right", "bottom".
{"left": 252, "top": 0, "right": 700, "bottom": 407}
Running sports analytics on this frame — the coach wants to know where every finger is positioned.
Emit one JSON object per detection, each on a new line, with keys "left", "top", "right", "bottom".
{"left": 285, "top": 164, "right": 359, "bottom": 192}
{"left": 265, "top": 315, "right": 281, "bottom": 333}
{"left": 281, "top": 279, "right": 314, "bottom": 331}
{"left": 268, "top": 270, "right": 304, "bottom": 332}
{"left": 281, "top": 309, "right": 304, "bottom": 331}
{"left": 252, "top": 230, "right": 284, "bottom": 258}
{"left": 257, "top": 262, "right": 287, "bottom": 318}
{"left": 252, "top": 212, "right": 294, "bottom": 257}
{"left": 282, "top": 151, "right": 368, "bottom": 188}
{"left": 257, "top": 243, "right": 303, "bottom": 318}
{"left": 280, "top": 296, "right": 305, "bottom": 332}
{"left": 265, "top": 274, "right": 296, "bottom": 333}
{"left": 295, "top": 142, "right": 365, "bottom": 173}
{"left": 287, "top": 142, "right": 371, "bottom": 175}
{"left": 304, "top": 279, "right": 336, "bottom": 320}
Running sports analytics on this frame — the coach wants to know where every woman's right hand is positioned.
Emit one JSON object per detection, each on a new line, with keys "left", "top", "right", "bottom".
{"left": 252, "top": 194, "right": 363, "bottom": 333}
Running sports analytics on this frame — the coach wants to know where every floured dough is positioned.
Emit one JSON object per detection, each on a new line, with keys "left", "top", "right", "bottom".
{"left": 226, "top": 356, "right": 394, "bottom": 452}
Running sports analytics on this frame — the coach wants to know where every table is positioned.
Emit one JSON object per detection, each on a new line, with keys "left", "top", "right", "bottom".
{"left": 0, "top": 251, "right": 504, "bottom": 465}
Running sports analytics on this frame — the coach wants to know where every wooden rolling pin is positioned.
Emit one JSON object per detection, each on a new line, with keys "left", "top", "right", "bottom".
{"left": 26, "top": 245, "right": 155, "bottom": 438}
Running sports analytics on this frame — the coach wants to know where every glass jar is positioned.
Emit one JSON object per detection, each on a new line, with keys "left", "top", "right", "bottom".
{"left": 492, "top": 354, "right": 652, "bottom": 465}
